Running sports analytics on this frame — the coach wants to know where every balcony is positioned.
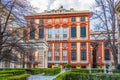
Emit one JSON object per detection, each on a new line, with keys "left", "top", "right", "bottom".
{"left": 48, "top": 61, "right": 68, "bottom": 64}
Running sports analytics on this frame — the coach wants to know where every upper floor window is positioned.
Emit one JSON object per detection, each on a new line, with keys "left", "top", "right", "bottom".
{"left": 48, "top": 44, "right": 52, "bottom": 47}
{"left": 40, "top": 18, "right": 44, "bottom": 24}
{"left": 48, "top": 19, "right": 52, "bottom": 23}
{"left": 71, "top": 16, "right": 76, "bottom": 22}
{"left": 56, "top": 18, "right": 59, "bottom": 22}
{"left": 30, "top": 18, "right": 34, "bottom": 24}
{"left": 63, "top": 34, "right": 67, "bottom": 38}
{"left": 104, "top": 42, "right": 109, "bottom": 47}
{"left": 63, "top": 43, "right": 67, "bottom": 47}
{"left": 80, "top": 26, "right": 86, "bottom": 38}
{"left": 48, "top": 34, "right": 52, "bottom": 39}
{"left": 81, "top": 16, "right": 85, "bottom": 21}
{"left": 81, "top": 50, "right": 86, "bottom": 60}
{"left": 71, "top": 50, "right": 76, "bottom": 61}
{"left": 71, "top": 42, "right": 76, "bottom": 48}
{"left": 30, "top": 28, "right": 35, "bottom": 39}
{"left": 71, "top": 27, "right": 76, "bottom": 38}
{"left": 81, "top": 42, "right": 86, "bottom": 48}
{"left": 63, "top": 18, "right": 67, "bottom": 22}
{"left": 39, "top": 28, "right": 44, "bottom": 38}
{"left": 104, "top": 49, "right": 110, "bottom": 60}
{"left": 55, "top": 34, "right": 60, "bottom": 39}
{"left": 55, "top": 43, "right": 60, "bottom": 48}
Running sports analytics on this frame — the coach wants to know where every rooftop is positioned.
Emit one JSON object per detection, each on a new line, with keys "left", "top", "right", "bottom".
{"left": 27, "top": 6, "right": 92, "bottom": 16}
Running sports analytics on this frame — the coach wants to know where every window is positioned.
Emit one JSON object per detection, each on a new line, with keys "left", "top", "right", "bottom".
{"left": 63, "top": 28, "right": 68, "bottom": 38}
{"left": 55, "top": 43, "right": 59, "bottom": 48}
{"left": 55, "top": 34, "right": 59, "bottom": 38}
{"left": 39, "top": 28, "right": 44, "bottom": 38}
{"left": 104, "top": 42, "right": 109, "bottom": 47}
{"left": 71, "top": 50, "right": 76, "bottom": 61}
{"left": 56, "top": 18, "right": 59, "bottom": 22}
{"left": 40, "top": 18, "right": 44, "bottom": 24}
{"left": 63, "top": 34, "right": 67, "bottom": 38}
{"left": 48, "top": 19, "right": 52, "bottom": 23}
{"left": 71, "top": 16, "right": 76, "bottom": 22}
{"left": 63, "top": 43, "right": 67, "bottom": 47}
{"left": 71, "top": 42, "right": 76, "bottom": 48}
{"left": 81, "top": 42, "right": 86, "bottom": 48}
{"left": 63, "top": 18, "right": 67, "bottom": 22}
{"left": 48, "top": 44, "right": 52, "bottom": 47}
{"left": 104, "top": 49, "right": 110, "bottom": 60}
{"left": 63, "top": 50, "right": 67, "bottom": 61}
{"left": 71, "top": 27, "right": 76, "bottom": 38}
{"left": 55, "top": 50, "right": 59, "bottom": 61}
{"left": 30, "top": 28, "right": 35, "bottom": 39}
{"left": 30, "top": 18, "right": 34, "bottom": 24}
{"left": 48, "top": 34, "right": 52, "bottom": 39}
{"left": 81, "top": 16, "right": 85, "bottom": 21}
{"left": 80, "top": 27, "right": 86, "bottom": 37}
{"left": 81, "top": 50, "right": 86, "bottom": 60}
{"left": 48, "top": 51, "right": 52, "bottom": 61}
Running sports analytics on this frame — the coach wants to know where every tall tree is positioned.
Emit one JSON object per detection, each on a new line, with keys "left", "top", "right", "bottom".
{"left": 92, "top": 0, "right": 119, "bottom": 68}
{"left": 0, "top": 0, "right": 35, "bottom": 67}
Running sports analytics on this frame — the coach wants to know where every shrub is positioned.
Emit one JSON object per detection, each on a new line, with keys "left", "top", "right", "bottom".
{"left": 65, "top": 64, "right": 71, "bottom": 68}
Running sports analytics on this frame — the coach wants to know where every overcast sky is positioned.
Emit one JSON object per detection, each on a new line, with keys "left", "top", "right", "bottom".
{"left": 30, "top": 0, "right": 95, "bottom": 12}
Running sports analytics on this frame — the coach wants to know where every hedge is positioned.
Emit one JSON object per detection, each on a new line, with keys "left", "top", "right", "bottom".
{"left": 0, "top": 70, "right": 26, "bottom": 75}
{"left": 54, "top": 72, "right": 120, "bottom": 80}
{"left": 25, "top": 68, "right": 61, "bottom": 75}
{"left": 7, "top": 74, "right": 30, "bottom": 80}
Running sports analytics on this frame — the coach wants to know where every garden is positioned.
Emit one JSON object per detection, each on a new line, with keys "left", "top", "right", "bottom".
{"left": 0, "top": 68, "right": 61, "bottom": 80}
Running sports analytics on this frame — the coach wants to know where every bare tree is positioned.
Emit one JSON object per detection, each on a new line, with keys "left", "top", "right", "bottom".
{"left": 0, "top": 0, "right": 35, "bottom": 67}
{"left": 92, "top": 0, "right": 119, "bottom": 69}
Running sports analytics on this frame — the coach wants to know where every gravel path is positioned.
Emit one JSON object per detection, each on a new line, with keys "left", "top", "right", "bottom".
{"left": 27, "top": 70, "right": 65, "bottom": 80}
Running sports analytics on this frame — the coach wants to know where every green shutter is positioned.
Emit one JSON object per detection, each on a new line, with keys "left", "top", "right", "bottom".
{"left": 81, "top": 27, "right": 86, "bottom": 37}
{"left": 71, "top": 27, "right": 76, "bottom": 38}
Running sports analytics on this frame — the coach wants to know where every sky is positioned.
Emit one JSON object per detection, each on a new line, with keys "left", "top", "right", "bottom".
{"left": 30, "top": 0, "right": 95, "bottom": 12}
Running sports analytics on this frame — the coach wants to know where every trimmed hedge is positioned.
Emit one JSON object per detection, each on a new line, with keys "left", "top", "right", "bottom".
{"left": 8, "top": 74, "right": 30, "bottom": 80}
{"left": 0, "top": 70, "right": 26, "bottom": 75}
{"left": 54, "top": 72, "right": 120, "bottom": 80}
{"left": 25, "top": 68, "right": 61, "bottom": 75}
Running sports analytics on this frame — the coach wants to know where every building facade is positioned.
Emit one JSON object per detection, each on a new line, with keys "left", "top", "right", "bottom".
{"left": 19, "top": 39, "right": 48, "bottom": 68}
{"left": 115, "top": 1, "right": 120, "bottom": 64}
{"left": 90, "top": 31, "right": 117, "bottom": 69}
{"left": 25, "top": 7, "right": 92, "bottom": 68}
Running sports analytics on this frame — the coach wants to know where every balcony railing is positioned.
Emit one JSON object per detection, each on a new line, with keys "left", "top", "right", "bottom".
{"left": 48, "top": 61, "right": 68, "bottom": 63}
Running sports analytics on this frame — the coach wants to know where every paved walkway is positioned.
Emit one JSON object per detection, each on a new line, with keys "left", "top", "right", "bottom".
{"left": 27, "top": 70, "right": 65, "bottom": 80}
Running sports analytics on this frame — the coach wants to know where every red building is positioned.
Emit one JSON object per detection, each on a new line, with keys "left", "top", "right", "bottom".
{"left": 25, "top": 7, "right": 92, "bottom": 68}
{"left": 90, "top": 31, "right": 117, "bottom": 69}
